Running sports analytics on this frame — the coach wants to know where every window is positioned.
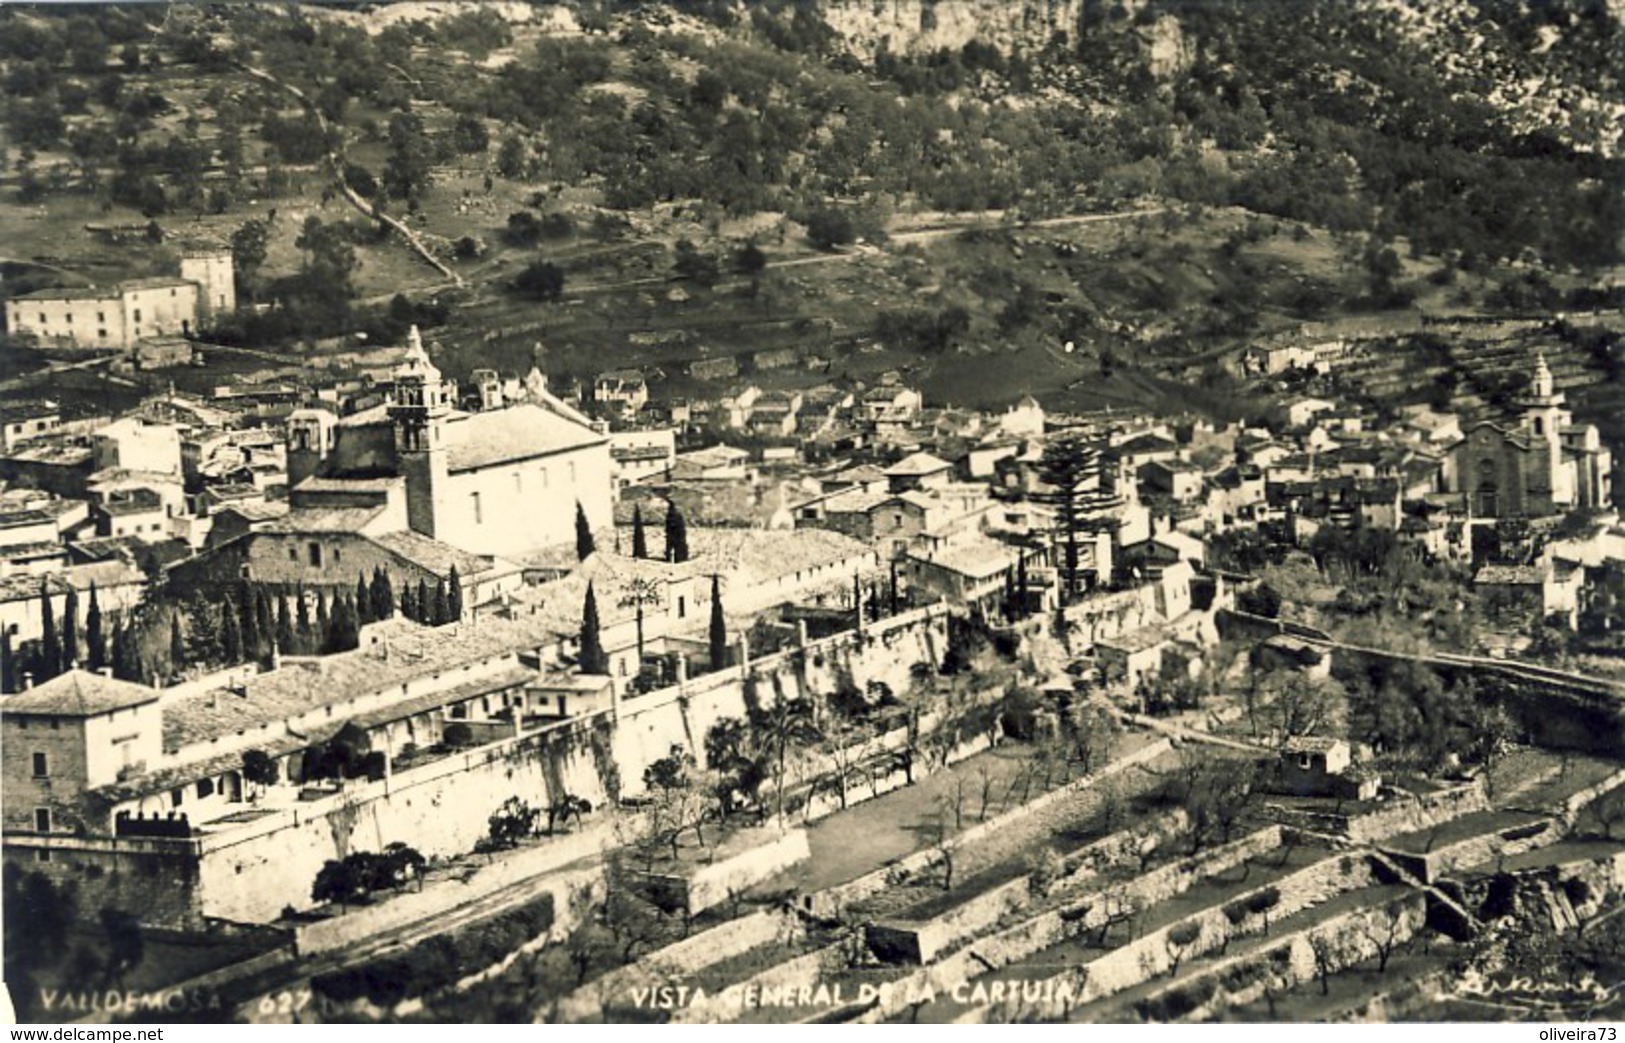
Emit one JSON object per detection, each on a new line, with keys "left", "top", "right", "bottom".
{"left": 333, "top": 547, "right": 342, "bottom": 564}
{"left": 171, "top": 788, "right": 184, "bottom": 807}
{"left": 1533, "top": 417, "right": 1544, "bottom": 435}
{"left": 308, "top": 542, "right": 322, "bottom": 567}
{"left": 35, "top": 808, "right": 51, "bottom": 832}
{"left": 289, "top": 547, "right": 298, "bottom": 561}
{"left": 98, "top": 329, "right": 107, "bottom": 339}
{"left": 38, "top": 313, "right": 46, "bottom": 324}
{"left": 32, "top": 752, "right": 47, "bottom": 777}
{"left": 197, "top": 778, "right": 214, "bottom": 799}
{"left": 678, "top": 596, "right": 686, "bottom": 618}
{"left": 65, "top": 313, "right": 73, "bottom": 324}
{"left": 133, "top": 308, "right": 142, "bottom": 322}
{"left": 471, "top": 491, "right": 483, "bottom": 525}
{"left": 98, "top": 311, "right": 105, "bottom": 322}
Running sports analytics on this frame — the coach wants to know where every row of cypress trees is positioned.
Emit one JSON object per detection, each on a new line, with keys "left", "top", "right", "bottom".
{"left": 576, "top": 499, "right": 691, "bottom": 563}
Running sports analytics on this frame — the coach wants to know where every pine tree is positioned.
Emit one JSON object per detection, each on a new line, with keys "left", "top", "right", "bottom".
{"left": 276, "top": 594, "right": 295, "bottom": 655}
{"left": 575, "top": 501, "right": 595, "bottom": 561}
{"left": 39, "top": 583, "right": 60, "bottom": 683}
{"left": 61, "top": 585, "right": 80, "bottom": 673}
{"left": 447, "top": 565, "right": 463, "bottom": 621}
{"left": 432, "top": 579, "right": 450, "bottom": 626}
{"left": 1017, "top": 551, "right": 1029, "bottom": 614}
{"left": 221, "top": 596, "right": 244, "bottom": 663}
{"left": 416, "top": 578, "right": 431, "bottom": 624}
{"left": 579, "top": 582, "right": 606, "bottom": 674}
{"left": 400, "top": 582, "right": 418, "bottom": 623}
{"left": 370, "top": 568, "right": 394, "bottom": 623}
{"left": 709, "top": 574, "right": 727, "bottom": 672}
{"left": 85, "top": 583, "right": 106, "bottom": 671}
{"left": 355, "top": 574, "right": 373, "bottom": 626}
{"left": 632, "top": 504, "right": 648, "bottom": 559}
{"left": 664, "top": 501, "right": 689, "bottom": 563}
{"left": 1038, "top": 433, "right": 1108, "bottom": 603}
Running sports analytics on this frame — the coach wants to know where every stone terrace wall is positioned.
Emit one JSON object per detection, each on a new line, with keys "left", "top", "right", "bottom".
{"left": 853, "top": 827, "right": 1286, "bottom": 1023}
{"left": 958, "top": 848, "right": 1382, "bottom": 1023}
{"left": 808, "top": 737, "right": 1173, "bottom": 921}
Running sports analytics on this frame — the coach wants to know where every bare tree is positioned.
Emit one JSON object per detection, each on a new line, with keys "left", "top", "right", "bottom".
{"left": 976, "top": 762, "right": 997, "bottom": 821}
{"left": 1360, "top": 900, "right": 1409, "bottom": 973}
{"left": 1308, "top": 931, "right": 1343, "bottom": 995}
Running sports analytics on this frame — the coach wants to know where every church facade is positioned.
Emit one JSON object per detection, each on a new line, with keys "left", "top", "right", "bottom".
{"left": 1445, "top": 354, "right": 1612, "bottom": 518}
{"left": 286, "top": 327, "right": 613, "bottom": 558}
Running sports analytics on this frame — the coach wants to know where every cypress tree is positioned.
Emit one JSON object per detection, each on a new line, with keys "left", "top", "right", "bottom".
{"left": 111, "top": 622, "right": 136, "bottom": 682}
{"left": 328, "top": 595, "right": 359, "bottom": 653}
{"left": 356, "top": 574, "right": 373, "bottom": 626}
{"left": 431, "top": 579, "right": 450, "bottom": 626}
{"left": 39, "top": 583, "right": 60, "bottom": 683}
{"left": 276, "top": 594, "right": 295, "bottom": 655}
{"left": 169, "top": 612, "right": 185, "bottom": 674}
{"left": 315, "top": 590, "right": 330, "bottom": 646}
{"left": 221, "top": 596, "right": 244, "bottom": 664}
{"left": 664, "top": 501, "right": 689, "bottom": 563}
{"left": 631, "top": 504, "right": 648, "bottom": 560}
{"left": 575, "top": 501, "right": 595, "bottom": 561}
{"left": 400, "top": 582, "right": 418, "bottom": 623}
{"left": 889, "top": 560, "right": 900, "bottom": 616}
{"left": 447, "top": 565, "right": 463, "bottom": 621}
{"left": 1, "top": 629, "right": 13, "bottom": 693}
{"left": 61, "top": 585, "right": 80, "bottom": 673}
{"left": 255, "top": 590, "right": 273, "bottom": 657}
{"left": 1016, "top": 552, "right": 1029, "bottom": 616}
{"left": 709, "top": 574, "right": 727, "bottom": 672}
{"left": 370, "top": 568, "right": 394, "bottom": 623}
{"left": 416, "top": 578, "right": 431, "bottom": 624}
{"left": 579, "top": 582, "right": 606, "bottom": 674}
{"left": 85, "top": 583, "right": 106, "bottom": 671}
{"left": 241, "top": 588, "right": 262, "bottom": 660}
{"left": 295, "top": 586, "right": 312, "bottom": 652}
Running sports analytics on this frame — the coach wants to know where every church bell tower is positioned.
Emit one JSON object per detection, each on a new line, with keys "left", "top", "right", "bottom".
{"left": 389, "top": 325, "right": 450, "bottom": 538}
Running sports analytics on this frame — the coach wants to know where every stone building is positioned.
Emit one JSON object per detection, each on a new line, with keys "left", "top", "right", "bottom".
{"left": 285, "top": 327, "right": 613, "bottom": 559}
{"left": 4, "top": 248, "right": 234, "bottom": 351}
{"left": 1445, "top": 354, "right": 1613, "bottom": 518}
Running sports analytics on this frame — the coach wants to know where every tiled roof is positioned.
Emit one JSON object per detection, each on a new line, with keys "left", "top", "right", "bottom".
{"left": 161, "top": 617, "right": 548, "bottom": 752}
{"left": 444, "top": 404, "right": 604, "bottom": 473}
{"left": 0, "top": 560, "right": 145, "bottom": 604}
{"left": 909, "top": 536, "right": 1019, "bottom": 581}
{"left": 260, "top": 506, "right": 386, "bottom": 534}
{"left": 2, "top": 670, "right": 159, "bottom": 717}
{"left": 10, "top": 286, "right": 119, "bottom": 302}
{"left": 371, "top": 530, "right": 506, "bottom": 579}
{"left": 882, "top": 451, "right": 952, "bottom": 477}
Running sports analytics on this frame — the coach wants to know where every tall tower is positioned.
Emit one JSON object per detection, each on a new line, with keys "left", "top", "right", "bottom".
{"left": 389, "top": 326, "right": 450, "bottom": 539}
{"left": 179, "top": 247, "right": 236, "bottom": 322}
{"left": 1516, "top": 352, "right": 1572, "bottom": 514}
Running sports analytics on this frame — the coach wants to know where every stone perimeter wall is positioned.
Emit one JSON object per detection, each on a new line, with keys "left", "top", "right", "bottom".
{"left": 4, "top": 608, "right": 948, "bottom": 929}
